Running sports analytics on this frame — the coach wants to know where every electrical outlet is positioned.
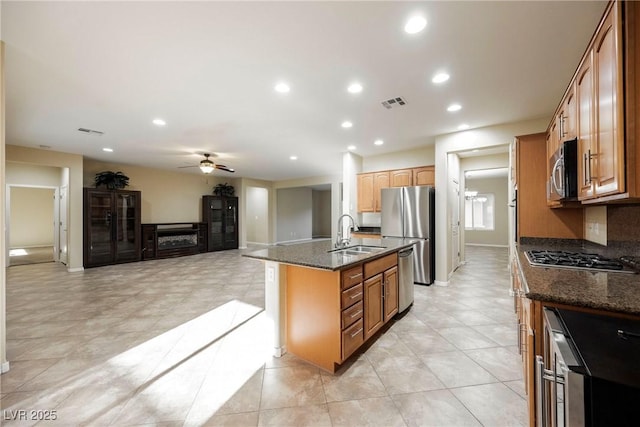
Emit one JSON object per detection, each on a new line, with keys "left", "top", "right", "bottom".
{"left": 267, "top": 266, "right": 275, "bottom": 282}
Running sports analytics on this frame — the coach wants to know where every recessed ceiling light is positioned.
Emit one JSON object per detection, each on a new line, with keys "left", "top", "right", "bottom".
{"left": 432, "top": 72, "right": 450, "bottom": 84}
{"left": 341, "top": 121, "right": 353, "bottom": 128}
{"left": 102, "top": 147, "right": 114, "bottom": 152}
{"left": 447, "top": 103, "right": 462, "bottom": 112}
{"left": 348, "top": 145, "right": 357, "bottom": 151}
{"left": 275, "top": 82, "right": 290, "bottom": 93}
{"left": 347, "top": 83, "right": 363, "bottom": 94}
{"left": 458, "top": 124, "right": 470, "bottom": 130}
{"left": 290, "top": 155, "right": 298, "bottom": 160}
{"left": 404, "top": 16, "right": 427, "bottom": 34}
{"left": 374, "top": 139, "right": 384, "bottom": 146}
{"left": 152, "top": 118, "right": 166, "bottom": 126}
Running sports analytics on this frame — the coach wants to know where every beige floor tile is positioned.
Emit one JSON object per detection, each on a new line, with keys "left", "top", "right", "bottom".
{"left": 451, "top": 382, "right": 528, "bottom": 426}
{"left": 260, "top": 365, "right": 325, "bottom": 410}
{"left": 391, "top": 389, "right": 481, "bottom": 427}
{"left": 433, "top": 326, "right": 500, "bottom": 350}
{"left": 321, "top": 358, "right": 387, "bottom": 402}
{"left": 421, "top": 351, "right": 499, "bottom": 388}
{"left": 258, "top": 404, "right": 332, "bottom": 427}
{"left": 374, "top": 362, "right": 445, "bottom": 395}
{"left": 397, "top": 330, "right": 458, "bottom": 355}
{"left": 0, "top": 359, "right": 59, "bottom": 393}
{"left": 464, "top": 346, "right": 524, "bottom": 382}
{"left": 3, "top": 245, "right": 527, "bottom": 426}
{"left": 201, "top": 411, "right": 259, "bottom": 427}
{"left": 504, "top": 379, "right": 527, "bottom": 399}
{"left": 327, "top": 397, "right": 406, "bottom": 427}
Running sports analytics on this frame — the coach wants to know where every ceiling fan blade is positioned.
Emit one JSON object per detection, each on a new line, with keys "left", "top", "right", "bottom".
{"left": 177, "top": 165, "right": 198, "bottom": 169}
{"left": 215, "top": 164, "right": 235, "bottom": 173}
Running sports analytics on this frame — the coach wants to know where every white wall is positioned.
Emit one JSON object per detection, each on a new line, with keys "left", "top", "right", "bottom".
{"left": 9, "top": 187, "right": 55, "bottom": 248}
{"left": 246, "top": 186, "right": 269, "bottom": 244}
{"left": 6, "top": 163, "right": 61, "bottom": 186}
{"left": 464, "top": 177, "right": 509, "bottom": 247}
{"left": 434, "top": 118, "right": 548, "bottom": 285}
{"left": 363, "top": 145, "right": 435, "bottom": 172}
{"left": 276, "top": 187, "right": 313, "bottom": 243}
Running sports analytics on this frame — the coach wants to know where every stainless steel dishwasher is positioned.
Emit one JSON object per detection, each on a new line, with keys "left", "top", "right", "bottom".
{"left": 398, "top": 247, "right": 414, "bottom": 312}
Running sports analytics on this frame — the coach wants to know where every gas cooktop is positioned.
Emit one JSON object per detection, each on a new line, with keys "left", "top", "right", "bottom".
{"left": 525, "top": 250, "right": 637, "bottom": 274}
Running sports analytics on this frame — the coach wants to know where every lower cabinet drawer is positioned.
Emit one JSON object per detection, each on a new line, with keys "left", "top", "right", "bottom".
{"left": 341, "top": 283, "right": 363, "bottom": 308}
{"left": 342, "top": 318, "right": 364, "bottom": 360}
{"left": 342, "top": 300, "right": 363, "bottom": 329}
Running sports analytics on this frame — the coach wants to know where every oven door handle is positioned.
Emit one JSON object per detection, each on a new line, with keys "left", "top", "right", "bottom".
{"left": 551, "top": 157, "right": 564, "bottom": 196}
{"left": 536, "top": 355, "right": 566, "bottom": 427}
{"left": 536, "top": 355, "right": 546, "bottom": 427}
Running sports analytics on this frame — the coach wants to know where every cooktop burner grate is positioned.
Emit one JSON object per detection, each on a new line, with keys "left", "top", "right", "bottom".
{"left": 525, "top": 250, "right": 636, "bottom": 274}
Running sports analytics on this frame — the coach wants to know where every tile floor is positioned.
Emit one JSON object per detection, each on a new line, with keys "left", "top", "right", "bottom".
{"left": 1, "top": 245, "right": 527, "bottom": 426}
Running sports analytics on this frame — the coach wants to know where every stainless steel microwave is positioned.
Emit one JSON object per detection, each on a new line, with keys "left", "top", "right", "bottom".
{"left": 547, "top": 138, "right": 578, "bottom": 202}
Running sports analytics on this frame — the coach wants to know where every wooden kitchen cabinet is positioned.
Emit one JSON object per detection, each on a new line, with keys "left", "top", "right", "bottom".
{"left": 363, "top": 274, "right": 384, "bottom": 339}
{"left": 515, "top": 133, "right": 583, "bottom": 240}
{"left": 511, "top": 257, "right": 535, "bottom": 427}
{"left": 383, "top": 266, "right": 398, "bottom": 322}
{"left": 357, "top": 166, "right": 434, "bottom": 212}
{"left": 373, "top": 172, "right": 390, "bottom": 211}
{"left": 357, "top": 173, "right": 375, "bottom": 212}
{"left": 548, "top": 1, "right": 640, "bottom": 204}
{"left": 413, "top": 166, "right": 435, "bottom": 186}
{"left": 285, "top": 251, "right": 398, "bottom": 373}
{"left": 577, "top": 51, "right": 596, "bottom": 200}
{"left": 591, "top": 4, "right": 625, "bottom": 198}
{"left": 390, "top": 169, "right": 413, "bottom": 187}
{"left": 357, "top": 171, "right": 389, "bottom": 212}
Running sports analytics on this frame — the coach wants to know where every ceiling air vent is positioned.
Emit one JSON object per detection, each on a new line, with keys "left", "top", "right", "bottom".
{"left": 78, "top": 127, "right": 104, "bottom": 136}
{"left": 381, "top": 97, "right": 407, "bottom": 109}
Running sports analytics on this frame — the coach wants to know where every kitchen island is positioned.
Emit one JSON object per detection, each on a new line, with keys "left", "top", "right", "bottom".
{"left": 244, "top": 237, "right": 416, "bottom": 373}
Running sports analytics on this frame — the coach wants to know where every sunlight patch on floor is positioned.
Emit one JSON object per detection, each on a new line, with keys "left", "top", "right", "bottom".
{"left": 2, "top": 300, "right": 273, "bottom": 425}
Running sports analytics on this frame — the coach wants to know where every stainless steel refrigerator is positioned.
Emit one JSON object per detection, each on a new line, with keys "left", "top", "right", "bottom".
{"left": 381, "top": 186, "right": 435, "bottom": 285}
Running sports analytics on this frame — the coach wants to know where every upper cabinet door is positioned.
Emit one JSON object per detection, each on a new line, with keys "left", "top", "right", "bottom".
{"left": 373, "top": 172, "right": 390, "bottom": 212}
{"left": 594, "top": 4, "right": 625, "bottom": 197}
{"left": 390, "top": 169, "right": 413, "bottom": 187}
{"left": 413, "top": 166, "right": 435, "bottom": 186}
{"left": 357, "top": 173, "right": 375, "bottom": 212}
{"left": 577, "top": 51, "right": 595, "bottom": 200}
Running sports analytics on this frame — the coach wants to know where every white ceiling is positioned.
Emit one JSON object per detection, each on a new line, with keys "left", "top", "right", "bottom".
{"left": 3, "top": 1, "right": 607, "bottom": 181}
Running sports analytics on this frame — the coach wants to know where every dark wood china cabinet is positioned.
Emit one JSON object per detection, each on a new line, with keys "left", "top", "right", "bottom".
{"left": 83, "top": 188, "right": 141, "bottom": 268}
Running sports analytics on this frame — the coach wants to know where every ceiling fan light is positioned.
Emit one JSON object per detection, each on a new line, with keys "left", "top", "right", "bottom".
{"left": 200, "top": 159, "right": 215, "bottom": 174}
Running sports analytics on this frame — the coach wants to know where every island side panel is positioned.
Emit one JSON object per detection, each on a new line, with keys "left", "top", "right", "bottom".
{"left": 286, "top": 265, "right": 342, "bottom": 373}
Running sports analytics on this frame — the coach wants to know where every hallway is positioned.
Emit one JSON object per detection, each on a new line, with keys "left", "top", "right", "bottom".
{"left": 1, "top": 245, "right": 526, "bottom": 426}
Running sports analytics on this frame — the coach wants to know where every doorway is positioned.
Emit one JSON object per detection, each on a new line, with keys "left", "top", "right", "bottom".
{"left": 8, "top": 186, "right": 56, "bottom": 266}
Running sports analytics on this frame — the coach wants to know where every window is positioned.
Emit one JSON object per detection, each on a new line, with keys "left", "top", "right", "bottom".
{"left": 465, "top": 192, "right": 495, "bottom": 231}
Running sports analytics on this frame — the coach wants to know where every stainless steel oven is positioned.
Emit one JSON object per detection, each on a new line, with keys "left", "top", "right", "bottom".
{"left": 536, "top": 308, "right": 585, "bottom": 426}
{"left": 536, "top": 307, "right": 640, "bottom": 427}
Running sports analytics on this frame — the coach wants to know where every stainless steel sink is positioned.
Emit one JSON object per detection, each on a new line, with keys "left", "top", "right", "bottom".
{"left": 329, "top": 245, "right": 386, "bottom": 256}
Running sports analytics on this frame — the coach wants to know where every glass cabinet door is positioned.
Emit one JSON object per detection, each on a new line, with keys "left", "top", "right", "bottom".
{"left": 87, "top": 191, "right": 114, "bottom": 264}
{"left": 208, "top": 198, "right": 224, "bottom": 250}
{"left": 115, "top": 192, "right": 139, "bottom": 262}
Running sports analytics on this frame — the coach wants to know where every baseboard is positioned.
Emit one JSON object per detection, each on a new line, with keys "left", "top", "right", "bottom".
{"left": 1, "top": 361, "right": 10, "bottom": 374}
{"left": 67, "top": 266, "right": 84, "bottom": 273}
{"left": 434, "top": 280, "right": 448, "bottom": 287}
{"left": 465, "top": 243, "right": 509, "bottom": 248}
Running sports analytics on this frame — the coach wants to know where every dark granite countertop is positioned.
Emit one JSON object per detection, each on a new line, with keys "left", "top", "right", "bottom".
{"left": 517, "top": 240, "right": 640, "bottom": 316}
{"left": 243, "top": 237, "right": 416, "bottom": 271}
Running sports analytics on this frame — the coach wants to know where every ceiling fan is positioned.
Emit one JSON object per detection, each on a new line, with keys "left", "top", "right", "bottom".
{"left": 178, "top": 153, "right": 235, "bottom": 174}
